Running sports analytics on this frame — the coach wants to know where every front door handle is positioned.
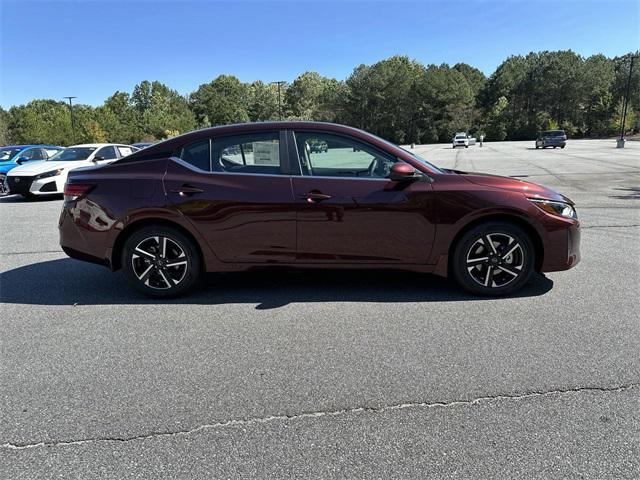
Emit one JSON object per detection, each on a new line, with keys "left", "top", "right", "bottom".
{"left": 300, "top": 192, "right": 332, "bottom": 203}
{"left": 170, "top": 185, "right": 204, "bottom": 196}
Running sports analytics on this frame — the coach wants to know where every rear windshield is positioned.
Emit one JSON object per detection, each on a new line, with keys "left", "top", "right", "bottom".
{"left": 543, "top": 130, "right": 565, "bottom": 137}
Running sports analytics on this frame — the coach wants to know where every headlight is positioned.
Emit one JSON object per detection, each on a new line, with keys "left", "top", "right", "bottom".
{"left": 36, "top": 169, "right": 63, "bottom": 179}
{"left": 528, "top": 198, "right": 577, "bottom": 220}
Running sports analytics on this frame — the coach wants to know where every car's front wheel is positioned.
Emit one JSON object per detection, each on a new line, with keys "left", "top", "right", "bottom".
{"left": 452, "top": 221, "right": 535, "bottom": 296}
{"left": 122, "top": 225, "right": 202, "bottom": 297}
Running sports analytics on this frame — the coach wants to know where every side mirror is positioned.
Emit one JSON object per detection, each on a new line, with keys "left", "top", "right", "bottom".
{"left": 389, "top": 162, "right": 418, "bottom": 181}
{"left": 93, "top": 155, "right": 105, "bottom": 162}
{"left": 15, "top": 157, "right": 28, "bottom": 164}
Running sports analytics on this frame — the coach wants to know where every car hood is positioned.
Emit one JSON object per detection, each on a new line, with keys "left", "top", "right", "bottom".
{"left": 7, "top": 161, "right": 85, "bottom": 175}
{"left": 0, "top": 161, "right": 17, "bottom": 174}
{"left": 450, "top": 169, "right": 573, "bottom": 204}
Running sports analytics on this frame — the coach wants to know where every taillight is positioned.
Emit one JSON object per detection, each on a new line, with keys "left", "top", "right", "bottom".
{"left": 64, "top": 183, "right": 94, "bottom": 201}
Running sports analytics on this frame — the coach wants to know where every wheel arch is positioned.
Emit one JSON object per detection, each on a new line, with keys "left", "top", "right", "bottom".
{"left": 447, "top": 213, "right": 544, "bottom": 275}
{"left": 111, "top": 217, "right": 205, "bottom": 272}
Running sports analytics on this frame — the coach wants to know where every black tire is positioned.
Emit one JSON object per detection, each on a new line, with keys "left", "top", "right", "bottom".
{"left": 122, "top": 225, "right": 202, "bottom": 297}
{"left": 561, "top": 146, "right": 565, "bottom": 149}
{"left": 535, "top": 144, "right": 539, "bottom": 149}
{"left": 465, "top": 145, "right": 469, "bottom": 148}
{"left": 452, "top": 221, "right": 535, "bottom": 296}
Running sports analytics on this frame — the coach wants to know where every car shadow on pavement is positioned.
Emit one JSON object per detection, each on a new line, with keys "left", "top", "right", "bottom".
{"left": 0, "top": 194, "right": 62, "bottom": 203}
{"left": 1, "top": 258, "right": 554, "bottom": 309}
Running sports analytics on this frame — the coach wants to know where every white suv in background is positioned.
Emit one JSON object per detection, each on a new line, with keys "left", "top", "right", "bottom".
{"left": 6, "top": 143, "right": 137, "bottom": 198}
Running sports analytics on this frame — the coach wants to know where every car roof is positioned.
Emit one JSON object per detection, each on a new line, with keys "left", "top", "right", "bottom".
{"left": 1, "top": 144, "right": 61, "bottom": 149}
{"left": 66, "top": 143, "right": 129, "bottom": 148}
{"left": 128, "top": 121, "right": 408, "bottom": 160}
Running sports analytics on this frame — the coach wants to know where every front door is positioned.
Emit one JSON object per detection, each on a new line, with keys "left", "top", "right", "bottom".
{"left": 290, "top": 131, "right": 435, "bottom": 263}
{"left": 164, "top": 131, "right": 297, "bottom": 263}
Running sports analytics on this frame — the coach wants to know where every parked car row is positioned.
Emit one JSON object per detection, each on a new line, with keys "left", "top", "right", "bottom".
{"left": 0, "top": 145, "right": 64, "bottom": 194}
{"left": 1, "top": 143, "right": 138, "bottom": 197}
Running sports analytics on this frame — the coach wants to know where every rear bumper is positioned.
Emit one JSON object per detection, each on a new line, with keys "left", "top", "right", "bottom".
{"left": 59, "top": 204, "right": 112, "bottom": 268}
{"left": 540, "top": 140, "right": 566, "bottom": 147}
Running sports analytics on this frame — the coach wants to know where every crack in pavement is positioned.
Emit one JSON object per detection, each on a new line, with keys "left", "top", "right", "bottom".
{"left": 3, "top": 383, "right": 638, "bottom": 451}
{"left": 581, "top": 224, "right": 640, "bottom": 229}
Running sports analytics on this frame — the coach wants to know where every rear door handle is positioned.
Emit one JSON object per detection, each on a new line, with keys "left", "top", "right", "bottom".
{"left": 300, "top": 192, "right": 332, "bottom": 203}
{"left": 170, "top": 185, "right": 204, "bottom": 196}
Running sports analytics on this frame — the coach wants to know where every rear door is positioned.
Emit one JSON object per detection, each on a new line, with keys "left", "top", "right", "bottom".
{"left": 289, "top": 130, "right": 435, "bottom": 263}
{"left": 164, "top": 131, "right": 297, "bottom": 263}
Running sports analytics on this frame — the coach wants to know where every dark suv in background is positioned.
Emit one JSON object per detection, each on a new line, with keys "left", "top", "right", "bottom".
{"left": 535, "top": 130, "right": 567, "bottom": 149}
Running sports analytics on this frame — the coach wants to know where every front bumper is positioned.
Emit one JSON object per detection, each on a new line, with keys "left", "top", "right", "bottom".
{"left": 539, "top": 219, "right": 580, "bottom": 272}
{"left": 7, "top": 174, "right": 62, "bottom": 195}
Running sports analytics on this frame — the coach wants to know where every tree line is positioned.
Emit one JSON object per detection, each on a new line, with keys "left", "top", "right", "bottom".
{"left": 1, "top": 50, "right": 637, "bottom": 147}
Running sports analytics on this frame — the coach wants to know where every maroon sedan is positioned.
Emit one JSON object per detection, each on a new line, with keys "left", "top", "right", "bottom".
{"left": 59, "top": 122, "right": 580, "bottom": 297}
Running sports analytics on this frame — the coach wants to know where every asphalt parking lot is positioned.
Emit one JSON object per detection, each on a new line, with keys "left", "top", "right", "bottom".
{"left": 1, "top": 139, "right": 639, "bottom": 479}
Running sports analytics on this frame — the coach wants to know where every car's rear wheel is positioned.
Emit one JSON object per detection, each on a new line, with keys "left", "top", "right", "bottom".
{"left": 452, "top": 221, "right": 535, "bottom": 296}
{"left": 122, "top": 225, "right": 201, "bottom": 297}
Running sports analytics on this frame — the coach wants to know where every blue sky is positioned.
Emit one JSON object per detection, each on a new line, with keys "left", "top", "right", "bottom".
{"left": 1, "top": 0, "right": 638, "bottom": 107}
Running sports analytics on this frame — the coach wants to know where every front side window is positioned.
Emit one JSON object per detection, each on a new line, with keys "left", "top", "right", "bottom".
{"left": 294, "top": 132, "right": 397, "bottom": 178}
{"left": 22, "top": 148, "right": 46, "bottom": 160}
{"left": 177, "top": 140, "right": 210, "bottom": 171}
{"left": 96, "top": 146, "right": 118, "bottom": 160}
{"left": 212, "top": 132, "right": 281, "bottom": 175}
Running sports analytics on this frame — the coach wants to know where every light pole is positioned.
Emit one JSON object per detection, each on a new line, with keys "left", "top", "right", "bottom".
{"left": 271, "top": 81, "right": 285, "bottom": 120}
{"left": 617, "top": 55, "right": 637, "bottom": 149}
{"left": 64, "top": 96, "right": 77, "bottom": 144}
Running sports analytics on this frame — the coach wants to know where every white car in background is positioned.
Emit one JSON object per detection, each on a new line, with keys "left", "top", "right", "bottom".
{"left": 6, "top": 143, "right": 137, "bottom": 198}
{"left": 452, "top": 132, "right": 477, "bottom": 148}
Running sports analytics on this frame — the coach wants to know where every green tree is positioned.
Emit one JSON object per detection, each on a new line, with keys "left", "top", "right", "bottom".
{"left": 344, "top": 56, "right": 428, "bottom": 143}
{"left": 0, "top": 108, "right": 12, "bottom": 145}
{"left": 190, "top": 75, "right": 250, "bottom": 126}
{"left": 285, "top": 72, "right": 343, "bottom": 122}
{"left": 8, "top": 100, "right": 73, "bottom": 145}
{"left": 246, "top": 81, "right": 280, "bottom": 121}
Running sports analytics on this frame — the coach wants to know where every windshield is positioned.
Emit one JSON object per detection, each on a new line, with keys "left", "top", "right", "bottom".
{"left": 0, "top": 148, "right": 23, "bottom": 161}
{"left": 455, "top": 135, "right": 466, "bottom": 139}
{"left": 48, "top": 147, "right": 97, "bottom": 161}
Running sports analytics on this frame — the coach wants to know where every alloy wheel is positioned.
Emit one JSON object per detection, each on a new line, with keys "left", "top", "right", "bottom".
{"left": 131, "top": 236, "right": 188, "bottom": 289}
{"left": 465, "top": 233, "right": 525, "bottom": 288}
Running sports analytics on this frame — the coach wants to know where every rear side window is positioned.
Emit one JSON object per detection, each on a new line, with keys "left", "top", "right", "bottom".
{"left": 117, "top": 146, "right": 134, "bottom": 157}
{"left": 177, "top": 140, "right": 210, "bottom": 171}
{"left": 212, "top": 132, "right": 281, "bottom": 175}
